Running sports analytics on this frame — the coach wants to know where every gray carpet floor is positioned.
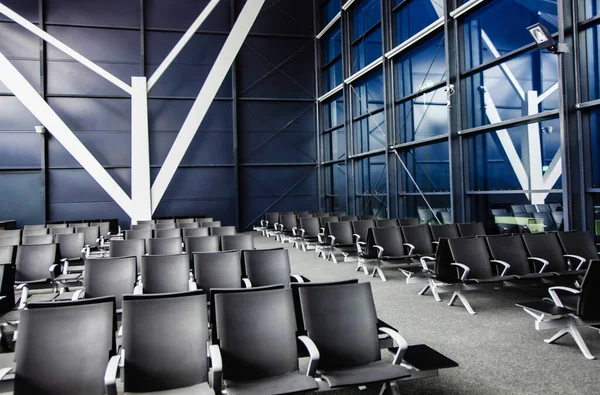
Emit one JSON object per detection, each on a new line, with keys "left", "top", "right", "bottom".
{"left": 253, "top": 234, "right": 600, "bottom": 395}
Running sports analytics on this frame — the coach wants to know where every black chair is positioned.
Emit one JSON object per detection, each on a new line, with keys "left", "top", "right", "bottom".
{"left": 457, "top": 223, "right": 486, "bottom": 237}
{"left": 109, "top": 239, "right": 145, "bottom": 273}
{"left": 213, "top": 287, "right": 319, "bottom": 394}
{"left": 327, "top": 221, "right": 358, "bottom": 263}
{"left": 511, "top": 204, "right": 526, "bottom": 214}
{"left": 22, "top": 228, "right": 48, "bottom": 237}
{"left": 21, "top": 234, "right": 53, "bottom": 245}
{"left": 275, "top": 213, "right": 298, "bottom": 243}
{"left": 369, "top": 227, "right": 420, "bottom": 281}
{"left": 138, "top": 253, "right": 195, "bottom": 294}
{"left": 107, "top": 291, "right": 219, "bottom": 394}
{"left": 298, "top": 281, "right": 410, "bottom": 392}
{"left": 193, "top": 250, "right": 243, "bottom": 296}
{"left": 201, "top": 221, "right": 222, "bottom": 228}
{"left": 196, "top": 217, "right": 214, "bottom": 223}
{"left": 298, "top": 217, "right": 328, "bottom": 255}
{"left": 375, "top": 219, "right": 398, "bottom": 228}
{"left": 522, "top": 233, "right": 587, "bottom": 276}
{"left": 264, "top": 212, "right": 280, "bottom": 234}
{"left": 242, "top": 248, "right": 305, "bottom": 288}
{"left": 177, "top": 222, "right": 199, "bottom": 229}
{"left": 46, "top": 223, "right": 67, "bottom": 229}
{"left": 23, "top": 224, "right": 46, "bottom": 229}
{"left": 340, "top": 215, "right": 359, "bottom": 222}
{"left": 185, "top": 236, "right": 220, "bottom": 253}
{"left": 131, "top": 223, "right": 153, "bottom": 231}
{"left": 55, "top": 232, "right": 85, "bottom": 262}
{"left": 419, "top": 238, "right": 455, "bottom": 302}
{"left": 154, "top": 222, "right": 177, "bottom": 230}
{"left": 486, "top": 235, "right": 557, "bottom": 280}
{"left": 220, "top": 234, "right": 254, "bottom": 251}
{"left": 90, "top": 221, "right": 110, "bottom": 239}
{"left": 124, "top": 229, "right": 152, "bottom": 252}
{"left": 137, "top": 219, "right": 155, "bottom": 225}
{"left": 147, "top": 237, "right": 183, "bottom": 255}
{"left": 351, "top": 219, "right": 376, "bottom": 246}
{"left": 330, "top": 211, "right": 345, "bottom": 217}
{"left": 0, "top": 236, "right": 19, "bottom": 248}
{"left": 517, "top": 260, "right": 600, "bottom": 359}
{"left": 359, "top": 215, "right": 377, "bottom": 220}
{"left": 401, "top": 225, "right": 436, "bottom": 277}
{"left": 176, "top": 218, "right": 195, "bottom": 224}
{"left": 429, "top": 224, "right": 459, "bottom": 244}
{"left": 154, "top": 228, "right": 181, "bottom": 239}
{"left": 49, "top": 227, "right": 74, "bottom": 237}
{"left": 398, "top": 218, "right": 419, "bottom": 226}
{"left": 0, "top": 230, "right": 21, "bottom": 240}
{"left": 155, "top": 218, "right": 175, "bottom": 224}
{"left": 557, "top": 231, "right": 599, "bottom": 270}
{"left": 75, "top": 225, "right": 99, "bottom": 248}
{"left": 183, "top": 227, "right": 209, "bottom": 238}
{"left": 8, "top": 297, "right": 116, "bottom": 395}
{"left": 210, "top": 226, "right": 236, "bottom": 237}
{"left": 78, "top": 256, "right": 137, "bottom": 312}
{"left": 318, "top": 216, "right": 339, "bottom": 232}
{"left": 0, "top": 245, "right": 15, "bottom": 265}
{"left": 15, "top": 244, "right": 60, "bottom": 295}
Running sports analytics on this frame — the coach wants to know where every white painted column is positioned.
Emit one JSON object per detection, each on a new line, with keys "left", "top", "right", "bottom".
{"left": 131, "top": 77, "right": 152, "bottom": 223}
{"left": 523, "top": 91, "right": 545, "bottom": 204}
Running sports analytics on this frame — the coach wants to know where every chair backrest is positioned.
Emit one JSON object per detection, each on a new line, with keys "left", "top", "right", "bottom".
{"left": 296, "top": 212, "right": 313, "bottom": 218}
{"left": 523, "top": 204, "right": 537, "bottom": 213}
{"left": 182, "top": 227, "right": 209, "bottom": 238}
{"left": 67, "top": 221, "right": 88, "bottom": 227}
{"left": 200, "top": 221, "right": 221, "bottom": 228}
{"left": 154, "top": 228, "right": 181, "bottom": 239}
{"left": 84, "top": 257, "right": 137, "bottom": 310}
{"left": 154, "top": 222, "right": 177, "bottom": 230}
{"left": 214, "top": 287, "right": 299, "bottom": 381}
{"left": 511, "top": 204, "right": 526, "bottom": 213}
{"left": 185, "top": 235, "right": 220, "bottom": 253}
{"left": 486, "top": 235, "right": 532, "bottom": 276}
{"left": 340, "top": 215, "right": 359, "bottom": 222}
{"left": 0, "top": 262, "right": 15, "bottom": 313}
{"left": 49, "top": 227, "right": 74, "bottom": 236}
{"left": 359, "top": 215, "right": 376, "bottom": 220}
{"left": 330, "top": 212, "right": 345, "bottom": 216}
{"left": 265, "top": 212, "right": 280, "bottom": 227}
{"left": 327, "top": 221, "right": 354, "bottom": 245}
{"left": 155, "top": 218, "right": 175, "bottom": 224}
{"left": 398, "top": 218, "right": 419, "bottom": 226}
{"left": 375, "top": 219, "right": 398, "bottom": 228}
{"left": 193, "top": 250, "right": 242, "bottom": 295}
{"left": 109, "top": 239, "right": 145, "bottom": 272}
{"left": 210, "top": 226, "right": 236, "bottom": 236}
{"left": 318, "top": 216, "right": 339, "bottom": 228}
{"left": 279, "top": 214, "right": 297, "bottom": 231}
{"left": 522, "top": 233, "right": 569, "bottom": 272}
{"left": 90, "top": 222, "right": 110, "bottom": 238}
{"left": 195, "top": 217, "right": 214, "bottom": 223}
{"left": 147, "top": 237, "right": 183, "bottom": 255}
{"left": 0, "top": 229, "right": 21, "bottom": 239}
{"left": 75, "top": 226, "right": 99, "bottom": 247}
{"left": 371, "top": 227, "right": 406, "bottom": 256}
{"left": 490, "top": 208, "right": 509, "bottom": 216}
{"left": 131, "top": 223, "right": 153, "bottom": 231}
{"left": 439, "top": 211, "right": 452, "bottom": 224}
{"left": 22, "top": 234, "right": 53, "bottom": 245}
{"left": 0, "top": 235, "right": 20, "bottom": 247}
{"left": 46, "top": 223, "right": 67, "bottom": 229}
{"left": 24, "top": 224, "right": 46, "bottom": 229}
{"left": 15, "top": 297, "right": 115, "bottom": 395}
{"left": 122, "top": 291, "right": 208, "bottom": 393}
{"left": 175, "top": 218, "right": 195, "bottom": 224}
{"left": 124, "top": 229, "right": 152, "bottom": 249}
{"left": 220, "top": 234, "right": 254, "bottom": 251}
{"left": 447, "top": 237, "right": 493, "bottom": 279}
{"left": 56, "top": 233, "right": 84, "bottom": 260}
{"left": 417, "top": 207, "right": 434, "bottom": 223}
{"left": 141, "top": 253, "right": 190, "bottom": 294}
{"left": 351, "top": 220, "right": 376, "bottom": 242}
{"left": 578, "top": 260, "right": 600, "bottom": 320}
{"left": 532, "top": 211, "right": 557, "bottom": 231}
{"left": 430, "top": 223, "right": 460, "bottom": 241}
{"left": 137, "top": 220, "right": 155, "bottom": 225}
{"left": 536, "top": 204, "right": 551, "bottom": 212}
{"left": 401, "top": 225, "right": 435, "bottom": 256}
{"left": 0, "top": 245, "right": 16, "bottom": 264}
{"left": 243, "top": 248, "right": 292, "bottom": 288}
{"left": 457, "top": 223, "right": 486, "bottom": 237}
{"left": 557, "top": 231, "right": 598, "bottom": 264}
{"left": 177, "top": 222, "right": 199, "bottom": 229}
{"left": 23, "top": 228, "right": 49, "bottom": 237}
{"left": 317, "top": 212, "right": 330, "bottom": 217}
{"left": 299, "top": 217, "right": 321, "bottom": 237}
{"left": 298, "top": 282, "right": 380, "bottom": 370}
{"left": 434, "top": 238, "right": 461, "bottom": 283}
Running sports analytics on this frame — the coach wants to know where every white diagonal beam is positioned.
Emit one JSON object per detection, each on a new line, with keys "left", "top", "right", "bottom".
{"left": 537, "top": 82, "right": 559, "bottom": 104}
{"left": 147, "top": 0, "right": 220, "bottom": 91}
{"left": 131, "top": 77, "right": 152, "bottom": 223}
{"left": 0, "top": 3, "right": 132, "bottom": 95}
{"left": 542, "top": 151, "right": 562, "bottom": 189}
{"left": 481, "top": 31, "right": 525, "bottom": 101}
{"left": 483, "top": 90, "right": 529, "bottom": 191}
{"left": 0, "top": 50, "right": 134, "bottom": 217}
{"left": 150, "top": 0, "right": 265, "bottom": 212}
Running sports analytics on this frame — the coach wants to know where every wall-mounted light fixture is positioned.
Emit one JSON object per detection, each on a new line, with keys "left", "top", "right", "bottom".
{"left": 526, "top": 23, "right": 569, "bottom": 54}
{"left": 34, "top": 125, "right": 46, "bottom": 134}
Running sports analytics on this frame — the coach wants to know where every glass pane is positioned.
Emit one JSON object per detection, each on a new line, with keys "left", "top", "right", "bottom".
{"left": 323, "top": 128, "right": 346, "bottom": 161}
{"left": 353, "top": 111, "right": 386, "bottom": 153}
{"left": 464, "top": 50, "right": 558, "bottom": 129}
{"left": 585, "top": 25, "right": 600, "bottom": 101}
{"left": 322, "top": 24, "right": 342, "bottom": 64}
{"left": 322, "top": 0, "right": 340, "bottom": 29}
{"left": 585, "top": 0, "right": 600, "bottom": 20}
{"left": 400, "top": 195, "right": 451, "bottom": 223}
{"left": 463, "top": 0, "right": 558, "bottom": 71}
{"left": 394, "top": 0, "right": 443, "bottom": 46}
{"left": 327, "top": 195, "right": 347, "bottom": 213}
{"left": 352, "top": 0, "right": 381, "bottom": 40}
{"left": 398, "top": 141, "right": 450, "bottom": 193}
{"left": 395, "top": 34, "right": 446, "bottom": 99}
{"left": 322, "top": 93, "right": 344, "bottom": 130}
{"left": 396, "top": 87, "right": 448, "bottom": 144}
{"left": 352, "top": 69, "right": 384, "bottom": 116}
{"left": 352, "top": 26, "right": 382, "bottom": 73}
{"left": 589, "top": 109, "right": 600, "bottom": 187}
{"left": 325, "top": 163, "right": 346, "bottom": 196}
{"left": 355, "top": 154, "right": 387, "bottom": 217}
{"left": 468, "top": 118, "right": 562, "bottom": 191}
{"left": 323, "top": 60, "right": 344, "bottom": 93}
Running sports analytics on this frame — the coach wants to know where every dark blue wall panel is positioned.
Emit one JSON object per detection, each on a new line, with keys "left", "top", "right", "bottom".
{"left": 0, "top": 172, "right": 44, "bottom": 226}
{"left": 145, "top": 0, "right": 230, "bottom": 31}
{"left": 0, "top": 133, "right": 42, "bottom": 168}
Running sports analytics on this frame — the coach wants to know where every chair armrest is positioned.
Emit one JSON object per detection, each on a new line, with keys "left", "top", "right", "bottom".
{"left": 317, "top": 233, "right": 325, "bottom": 243}
{"left": 17, "top": 284, "right": 29, "bottom": 309}
{"left": 242, "top": 278, "right": 252, "bottom": 288}
{"left": 527, "top": 257, "right": 549, "bottom": 273}
{"left": 378, "top": 327, "right": 408, "bottom": 365}
{"left": 328, "top": 235, "right": 336, "bottom": 245}
{"left": 420, "top": 256, "right": 435, "bottom": 271}
{"left": 298, "top": 336, "right": 319, "bottom": 377}
{"left": 490, "top": 259, "right": 511, "bottom": 276}
{"left": 320, "top": 228, "right": 325, "bottom": 234}
{"left": 563, "top": 254, "right": 586, "bottom": 270}
{"left": 451, "top": 262, "right": 470, "bottom": 281}
{"left": 373, "top": 245, "right": 384, "bottom": 258}
{"left": 133, "top": 284, "right": 143, "bottom": 294}
{"left": 356, "top": 241, "right": 366, "bottom": 253}
{"left": 188, "top": 279, "right": 197, "bottom": 291}
{"left": 71, "top": 289, "right": 84, "bottom": 301}
{"left": 290, "top": 274, "right": 305, "bottom": 283}
{"left": 292, "top": 227, "right": 298, "bottom": 236}
{"left": 104, "top": 353, "right": 121, "bottom": 395}
{"left": 49, "top": 264, "right": 59, "bottom": 281}
{"left": 353, "top": 234, "right": 361, "bottom": 243}
{"left": 209, "top": 344, "right": 222, "bottom": 394}
{"left": 299, "top": 228, "right": 306, "bottom": 237}
{"left": 548, "top": 286, "right": 581, "bottom": 308}
{"left": 0, "top": 367, "right": 12, "bottom": 381}
{"left": 403, "top": 243, "right": 415, "bottom": 255}
{"left": 432, "top": 241, "right": 439, "bottom": 245}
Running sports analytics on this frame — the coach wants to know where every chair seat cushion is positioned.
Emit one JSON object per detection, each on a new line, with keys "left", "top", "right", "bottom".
{"left": 125, "top": 382, "right": 214, "bottom": 395}
{"left": 515, "top": 272, "right": 557, "bottom": 280}
{"left": 465, "top": 275, "right": 517, "bottom": 284}
{"left": 225, "top": 371, "right": 318, "bottom": 395}
{"left": 319, "top": 360, "right": 410, "bottom": 388}
{"left": 26, "top": 293, "right": 58, "bottom": 303}
{"left": 0, "top": 310, "right": 20, "bottom": 324}
{"left": 55, "top": 273, "right": 82, "bottom": 282}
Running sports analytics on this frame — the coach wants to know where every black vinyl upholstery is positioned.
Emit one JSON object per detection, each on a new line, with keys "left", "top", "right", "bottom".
{"left": 147, "top": 237, "right": 183, "bottom": 255}
{"left": 398, "top": 218, "right": 419, "bottom": 226}
{"left": 122, "top": 291, "right": 210, "bottom": 393}
{"left": 522, "top": 233, "right": 573, "bottom": 274}
{"left": 0, "top": 235, "right": 20, "bottom": 247}
{"left": 56, "top": 232, "right": 85, "bottom": 260}
{"left": 375, "top": 219, "right": 398, "bottom": 228}
{"left": 0, "top": 245, "right": 15, "bottom": 264}
{"left": 243, "top": 248, "right": 292, "bottom": 288}
{"left": 327, "top": 221, "right": 355, "bottom": 246}
{"left": 351, "top": 220, "right": 375, "bottom": 242}
{"left": 578, "top": 260, "right": 600, "bottom": 320}
{"left": 84, "top": 257, "right": 137, "bottom": 309}
{"left": 183, "top": 227, "right": 209, "bottom": 238}
{"left": 557, "top": 231, "right": 599, "bottom": 266}
{"left": 401, "top": 225, "right": 435, "bottom": 256}
{"left": 448, "top": 237, "right": 516, "bottom": 282}
{"left": 371, "top": 227, "right": 409, "bottom": 257}
{"left": 15, "top": 243, "right": 58, "bottom": 282}
{"left": 49, "top": 227, "right": 74, "bottom": 236}
{"left": 486, "top": 235, "right": 552, "bottom": 278}
{"left": 210, "top": 226, "right": 236, "bottom": 236}
{"left": 15, "top": 297, "right": 115, "bottom": 395}
{"left": 193, "top": 250, "right": 242, "bottom": 295}
{"left": 154, "top": 228, "right": 181, "bottom": 239}
{"left": 110, "top": 239, "right": 145, "bottom": 272}
{"left": 430, "top": 224, "right": 459, "bottom": 242}
{"left": 141, "top": 253, "right": 190, "bottom": 294}
{"left": 299, "top": 217, "right": 321, "bottom": 238}
{"left": 319, "top": 216, "right": 339, "bottom": 229}
{"left": 340, "top": 215, "right": 359, "bottom": 222}
{"left": 220, "top": 234, "right": 254, "bottom": 251}
{"left": 23, "top": 228, "right": 48, "bottom": 237}
{"left": 185, "top": 236, "right": 220, "bottom": 253}
{"left": 457, "top": 223, "right": 486, "bottom": 237}
{"left": 75, "top": 226, "right": 99, "bottom": 247}
{"left": 22, "top": 234, "right": 53, "bottom": 245}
